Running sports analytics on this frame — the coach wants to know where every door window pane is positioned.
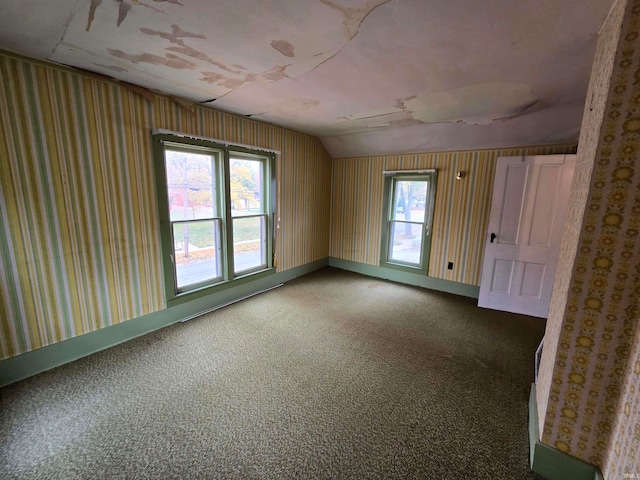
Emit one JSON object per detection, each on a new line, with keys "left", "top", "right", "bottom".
{"left": 165, "top": 150, "right": 217, "bottom": 221}
{"left": 392, "top": 180, "right": 428, "bottom": 223}
{"left": 389, "top": 222, "right": 423, "bottom": 265}
{"left": 230, "top": 159, "right": 263, "bottom": 216}
{"left": 173, "top": 220, "right": 222, "bottom": 288}
{"left": 233, "top": 216, "right": 266, "bottom": 273}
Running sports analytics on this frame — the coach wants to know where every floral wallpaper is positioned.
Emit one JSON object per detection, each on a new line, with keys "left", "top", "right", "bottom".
{"left": 537, "top": 0, "right": 640, "bottom": 473}
{"left": 604, "top": 330, "right": 640, "bottom": 478}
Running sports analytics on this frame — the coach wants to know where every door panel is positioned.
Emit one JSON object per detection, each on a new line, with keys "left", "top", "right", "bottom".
{"left": 528, "top": 165, "right": 561, "bottom": 247}
{"left": 520, "top": 262, "right": 545, "bottom": 298}
{"left": 491, "top": 259, "right": 515, "bottom": 294}
{"left": 478, "top": 155, "right": 575, "bottom": 318}
{"left": 498, "top": 163, "right": 528, "bottom": 245}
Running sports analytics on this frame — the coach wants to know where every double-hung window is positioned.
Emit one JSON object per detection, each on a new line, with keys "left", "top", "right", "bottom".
{"left": 380, "top": 170, "right": 437, "bottom": 273}
{"left": 152, "top": 131, "right": 275, "bottom": 303}
{"left": 229, "top": 156, "right": 269, "bottom": 275}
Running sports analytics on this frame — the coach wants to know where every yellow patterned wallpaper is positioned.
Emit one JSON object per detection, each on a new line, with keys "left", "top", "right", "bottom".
{"left": 331, "top": 146, "right": 576, "bottom": 286}
{"left": 536, "top": 0, "right": 640, "bottom": 473}
{"left": 536, "top": 0, "right": 627, "bottom": 443}
{"left": 604, "top": 331, "right": 640, "bottom": 478}
{"left": 0, "top": 52, "right": 331, "bottom": 360}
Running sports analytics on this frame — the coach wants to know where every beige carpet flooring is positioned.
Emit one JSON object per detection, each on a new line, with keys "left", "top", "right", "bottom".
{"left": 1, "top": 267, "right": 545, "bottom": 479}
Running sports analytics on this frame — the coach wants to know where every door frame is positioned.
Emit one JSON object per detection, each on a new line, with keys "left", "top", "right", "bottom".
{"left": 478, "top": 154, "right": 575, "bottom": 318}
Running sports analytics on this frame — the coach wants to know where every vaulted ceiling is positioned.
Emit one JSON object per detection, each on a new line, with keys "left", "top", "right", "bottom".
{"left": 0, "top": 0, "right": 614, "bottom": 157}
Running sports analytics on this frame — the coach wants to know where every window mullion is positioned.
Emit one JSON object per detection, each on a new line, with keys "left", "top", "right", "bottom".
{"left": 171, "top": 217, "right": 220, "bottom": 225}
{"left": 222, "top": 149, "right": 234, "bottom": 280}
{"left": 269, "top": 155, "right": 276, "bottom": 268}
{"left": 229, "top": 213, "right": 265, "bottom": 220}
{"left": 389, "top": 219, "right": 425, "bottom": 227}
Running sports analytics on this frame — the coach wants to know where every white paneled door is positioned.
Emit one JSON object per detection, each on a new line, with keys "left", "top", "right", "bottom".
{"left": 478, "top": 155, "right": 575, "bottom": 318}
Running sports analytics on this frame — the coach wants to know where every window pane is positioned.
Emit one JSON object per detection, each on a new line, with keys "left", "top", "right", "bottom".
{"left": 389, "top": 221, "right": 423, "bottom": 265}
{"left": 233, "top": 216, "right": 266, "bottom": 273}
{"left": 165, "top": 150, "right": 217, "bottom": 221}
{"left": 392, "top": 180, "right": 428, "bottom": 223}
{"left": 230, "top": 158, "right": 263, "bottom": 217}
{"left": 173, "top": 220, "right": 222, "bottom": 288}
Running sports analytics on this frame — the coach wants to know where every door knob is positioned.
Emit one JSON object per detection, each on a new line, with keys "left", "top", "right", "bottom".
{"left": 490, "top": 232, "right": 497, "bottom": 243}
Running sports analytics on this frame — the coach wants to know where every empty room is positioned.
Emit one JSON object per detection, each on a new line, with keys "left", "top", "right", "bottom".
{"left": 1, "top": 0, "right": 639, "bottom": 479}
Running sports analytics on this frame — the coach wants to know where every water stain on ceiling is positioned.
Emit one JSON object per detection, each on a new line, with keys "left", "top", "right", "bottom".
{"left": 0, "top": 0, "right": 615, "bottom": 157}
{"left": 405, "top": 82, "right": 539, "bottom": 126}
{"left": 271, "top": 40, "right": 295, "bottom": 58}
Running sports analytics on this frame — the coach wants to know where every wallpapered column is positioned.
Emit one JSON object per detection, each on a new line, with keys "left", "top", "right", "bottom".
{"left": 536, "top": 0, "right": 640, "bottom": 474}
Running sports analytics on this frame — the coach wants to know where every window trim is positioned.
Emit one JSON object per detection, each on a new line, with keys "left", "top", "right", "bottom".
{"left": 152, "top": 132, "right": 276, "bottom": 306}
{"left": 380, "top": 171, "right": 437, "bottom": 274}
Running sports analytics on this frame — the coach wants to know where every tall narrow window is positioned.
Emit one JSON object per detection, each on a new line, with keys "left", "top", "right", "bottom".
{"left": 381, "top": 171, "right": 437, "bottom": 273}
{"left": 229, "top": 156, "right": 268, "bottom": 274}
{"left": 165, "top": 148, "right": 222, "bottom": 289}
{"left": 153, "top": 132, "right": 275, "bottom": 303}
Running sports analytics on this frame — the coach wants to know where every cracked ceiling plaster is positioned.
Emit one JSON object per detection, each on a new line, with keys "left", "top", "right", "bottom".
{"left": 0, "top": 0, "right": 614, "bottom": 157}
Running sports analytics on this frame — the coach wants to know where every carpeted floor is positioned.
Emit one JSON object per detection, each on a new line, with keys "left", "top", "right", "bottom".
{"left": 1, "top": 267, "right": 546, "bottom": 479}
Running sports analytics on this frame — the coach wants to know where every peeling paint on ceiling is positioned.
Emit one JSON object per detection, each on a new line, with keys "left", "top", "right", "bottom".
{"left": 405, "top": 82, "right": 539, "bottom": 126}
{"left": 252, "top": 98, "right": 321, "bottom": 119}
{"left": 141, "top": 25, "right": 206, "bottom": 46}
{"left": 87, "top": 0, "right": 173, "bottom": 31}
{"left": 0, "top": 0, "right": 615, "bottom": 157}
{"left": 117, "top": 1, "right": 132, "bottom": 27}
{"left": 320, "top": 0, "right": 393, "bottom": 40}
{"left": 94, "top": 63, "right": 128, "bottom": 73}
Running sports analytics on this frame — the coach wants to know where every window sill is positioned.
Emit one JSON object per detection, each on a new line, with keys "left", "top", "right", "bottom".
{"left": 166, "top": 267, "right": 276, "bottom": 307}
{"left": 380, "top": 261, "right": 427, "bottom": 275}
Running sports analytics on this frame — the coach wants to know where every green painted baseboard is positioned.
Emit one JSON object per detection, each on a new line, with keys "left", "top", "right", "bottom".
{"left": 529, "top": 384, "right": 603, "bottom": 480}
{"left": 0, "top": 258, "right": 328, "bottom": 388}
{"left": 329, "top": 257, "right": 480, "bottom": 298}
